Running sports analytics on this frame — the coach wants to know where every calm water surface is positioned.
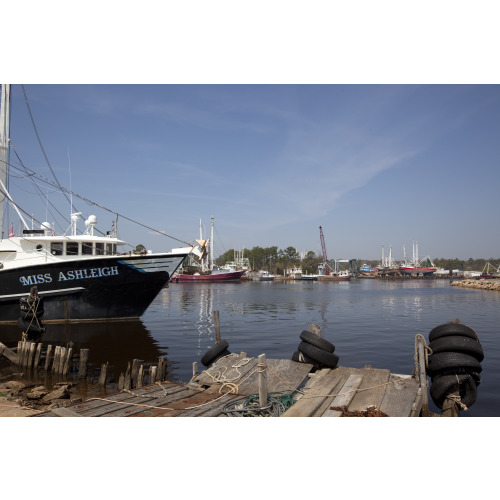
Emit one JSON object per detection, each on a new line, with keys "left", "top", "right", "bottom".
{"left": 2, "top": 279, "right": 498, "bottom": 417}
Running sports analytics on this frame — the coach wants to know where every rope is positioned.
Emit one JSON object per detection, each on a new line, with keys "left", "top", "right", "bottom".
{"left": 444, "top": 393, "right": 468, "bottom": 411}
{"left": 201, "top": 353, "right": 253, "bottom": 384}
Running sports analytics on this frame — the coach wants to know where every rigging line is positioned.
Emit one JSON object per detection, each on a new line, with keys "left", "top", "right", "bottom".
{"left": 6, "top": 162, "right": 192, "bottom": 247}
{"left": 7, "top": 143, "right": 107, "bottom": 236}
{"left": 21, "top": 85, "right": 77, "bottom": 212}
{"left": 8, "top": 141, "right": 69, "bottom": 227}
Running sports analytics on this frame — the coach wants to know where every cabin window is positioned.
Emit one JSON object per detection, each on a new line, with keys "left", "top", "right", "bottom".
{"left": 66, "top": 242, "right": 79, "bottom": 255}
{"left": 82, "top": 242, "right": 93, "bottom": 255}
{"left": 95, "top": 243, "right": 105, "bottom": 255}
{"left": 51, "top": 242, "right": 63, "bottom": 256}
{"left": 36, "top": 244, "right": 43, "bottom": 252}
{"left": 106, "top": 243, "right": 114, "bottom": 255}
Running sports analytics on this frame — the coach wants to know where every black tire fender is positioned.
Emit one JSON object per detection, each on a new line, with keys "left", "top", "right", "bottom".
{"left": 429, "top": 335, "right": 484, "bottom": 362}
{"left": 429, "top": 323, "right": 479, "bottom": 343}
{"left": 201, "top": 340, "right": 230, "bottom": 367}
{"left": 298, "top": 341, "right": 339, "bottom": 368}
{"left": 17, "top": 316, "right": 45, "bottom": 334}
{"left": 427, "top": 351, "right": 482, "bottom": 378}
{"left": 430, "top": 373, "right": 477, "bottom": 409}
{"left": 299, "top": 330, "right": 335, "bottom": 353}
{"left": 206, "top": 349, "right": 232, "bottom": 367}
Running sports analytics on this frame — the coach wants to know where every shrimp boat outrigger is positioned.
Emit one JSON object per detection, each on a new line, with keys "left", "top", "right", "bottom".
{"left": 0, "top": 84, "right": 200, "bottom": 323}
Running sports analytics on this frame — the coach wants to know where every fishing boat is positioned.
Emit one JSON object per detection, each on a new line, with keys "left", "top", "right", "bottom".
{"left": 0, "top": 84, "right": 198, "bottom": 323}
{"left": 359, "top": 262, "right": 376, "bottom": 277}
{"left": 173, "top": 263, "right": 246, "bottom": 282}
{"left": 172, "top": 217, "right": 246, "bottom": 282}
{"left": 398, "top": 241, "right": 437, "bottom": 276}
{"left": 252, "top": 270, "right": 275, "bottom": 281}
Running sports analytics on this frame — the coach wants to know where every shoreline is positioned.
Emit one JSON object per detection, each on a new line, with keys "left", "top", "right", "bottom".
{"left": 451, "top": 279, "right": 500, "bottom": 291}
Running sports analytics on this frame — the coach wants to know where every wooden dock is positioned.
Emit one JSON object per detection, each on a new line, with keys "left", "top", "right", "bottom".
{"left": 31, "top": 352, "right": 423, "bottom": 417}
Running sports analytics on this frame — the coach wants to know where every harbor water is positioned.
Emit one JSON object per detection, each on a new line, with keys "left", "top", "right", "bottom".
{"left": 1, "top": 278, "right": 498, "bottom": 417}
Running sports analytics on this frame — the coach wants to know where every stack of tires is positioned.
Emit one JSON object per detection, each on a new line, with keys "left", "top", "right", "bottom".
{"left": 201, "top": 340, "right": 231, "bottom": 368}
{"left": 427, "top": 324, "right": 483, "bottom": 410}
{"left": 18, "top": 289, "right": 46, "bottom": 341}
{"left": 292, "top": 330, "right": 339, "bottom": 369}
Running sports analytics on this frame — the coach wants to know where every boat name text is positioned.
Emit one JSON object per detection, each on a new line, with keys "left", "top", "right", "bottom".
{"left": 19, "top": 266, "right": 119, "bottom": 286}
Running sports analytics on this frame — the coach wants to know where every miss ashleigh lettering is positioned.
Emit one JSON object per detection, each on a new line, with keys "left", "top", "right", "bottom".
{"left": 19, "top": 266, "right": 119, "bottom": 286}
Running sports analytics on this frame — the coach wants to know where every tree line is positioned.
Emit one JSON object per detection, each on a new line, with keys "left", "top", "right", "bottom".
{"left": 216, "top": 246, "right": 500, "bottom": 274}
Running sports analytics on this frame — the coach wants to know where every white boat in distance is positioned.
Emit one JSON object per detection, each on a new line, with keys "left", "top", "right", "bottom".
{"left": 0, "top": 84, "right": 200, "bottom": 323}
{"left": 252, "top": 270, "right": 275, "bottom": 281}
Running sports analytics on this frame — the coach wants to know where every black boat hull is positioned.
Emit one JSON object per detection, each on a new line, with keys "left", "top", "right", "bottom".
{"left": 0, "top": 253, "right": 187, "bottom": 323}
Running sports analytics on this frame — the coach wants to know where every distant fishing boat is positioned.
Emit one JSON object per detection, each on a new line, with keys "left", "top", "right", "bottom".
{"left": 172, "top": 217, "right": 246, "bottom": 282}
{"left": 0, "top": 84, "right": 196, "bottom": 323}
{"left": 359, "top": 262, "right": 376, "bottom": 277}
{"left": 252, "top": 270, "right": 275, "bottom": 281}
{"left": 398, "top": 241, "right": 437, "bottom": 276}
{"left": 173, "top": 263, "right": 246, "bottom": 282}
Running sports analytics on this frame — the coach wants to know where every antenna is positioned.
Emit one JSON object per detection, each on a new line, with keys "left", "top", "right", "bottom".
{"left": 68, "top": 148, "right": 72, "bottom": 216}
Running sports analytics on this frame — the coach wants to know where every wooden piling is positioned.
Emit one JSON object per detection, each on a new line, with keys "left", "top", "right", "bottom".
{"left": 34, "top": 343, "right": 42, "bottom": 369}
{"left": 63, "top": 347, "right": 73, "bottom": 375}
{"left": 27, "top": 342, "right": 36, "bottom": 368}
{"left": 258, "top": 353, "right": 268, "bottom": 407}
{"left": 58, "top": 347, "right": 67, "bottom": 375}
{"left": 118, "top": 372, "right": 125, "bottom": 391}
{"left": 192, "top": 361, "right": 198, "bottom": 379}
{"left": 98, "top": 362, "right": 108, "bottom": 386}
{"left": 309, "top": 323, "right": 321, "bottom": 336}
{"left": 214, "top": 310, "right": 221, "bottom": 342}
{"left": 131, "top": 359, "right": 143, "bottom": 388}
{"left": 157, "top": 357, "right": 166, "bottom": 382}
{"left": 79, "top": 349, "right": 89, "bottom": 378}
{"left": 18, "top": 341, "right": 27, "bottom": 367}
{"left": 45, "top": 345, "right": 53, "bottom": 371}
{"left": 124, "top": 362, "right": 131, "bottom": 390}
{"left": 52, "top": 346, "right": 61, "bottom": 373}
{"left": 137, "top": 365, "right": 144, "bottom": 388}
{"left": 150, "top": 366, "right": 157, "bottom": 386}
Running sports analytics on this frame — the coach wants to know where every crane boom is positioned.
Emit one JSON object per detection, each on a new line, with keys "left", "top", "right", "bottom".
{"left": 319, "top": 226, "right": 331, "bottom": 275}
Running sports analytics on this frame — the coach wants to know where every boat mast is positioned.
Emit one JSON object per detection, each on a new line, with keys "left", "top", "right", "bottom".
{"left": 0, "top": 84, "right": 10, "bottom": 237}
{"left": 210, "top": 216, "right": 214, "bottom": 271}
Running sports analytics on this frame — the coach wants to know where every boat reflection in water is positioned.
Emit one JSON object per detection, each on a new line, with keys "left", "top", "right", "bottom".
{"left": 0, "top": 320, "right": 162, "bottom": 379}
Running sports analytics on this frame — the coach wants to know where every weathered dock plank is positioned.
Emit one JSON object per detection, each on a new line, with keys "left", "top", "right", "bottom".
{"left": 99, "top": 388, "right": 200, "bottom": 417}
{"left": 235, "top": 358, "right": 312, "bottom": 395}
{"left": 347, "top": 367, "right": 390, "bottom": 412}
{"left": 321, "top": 374, "right": 364, "bottom": 417}
{"left": 379, "top": 376, "right": 421, "bottom": 417}
{"left": 282, "top": 367, "right": 353, "bottom": 417}
{"left": 193, "top": 355, "right": 312, "bottom": 396}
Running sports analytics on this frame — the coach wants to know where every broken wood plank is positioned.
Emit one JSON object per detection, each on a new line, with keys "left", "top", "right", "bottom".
{"left": 321, "top": 374, "right": 363, "bottom": 417}
{"left": 0, "top": 342, "right": 19, "bottom": 364}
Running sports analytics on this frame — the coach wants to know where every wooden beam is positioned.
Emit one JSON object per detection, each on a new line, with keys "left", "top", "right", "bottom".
{"left": 78, "top": 348, "right": 89, "bottom": 378}
{"left": 0, "top": 342, "right": 20, "bottom": 364}
{"left": 213, "top": 310, "right": 221, "bottom": 342}
{"left": 417, "top": 336, "right": 429, "bottom": 416}
{"left": 258, "top": 354, "right": 268, "bottom": 407}
{"left": 321, "top": 374, "right": 363, "bottom": 417}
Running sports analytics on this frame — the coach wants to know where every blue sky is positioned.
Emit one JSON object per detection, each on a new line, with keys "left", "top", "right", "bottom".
{"left": 4, "top": 84, "right": 500, "bottom": 260}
